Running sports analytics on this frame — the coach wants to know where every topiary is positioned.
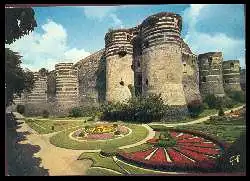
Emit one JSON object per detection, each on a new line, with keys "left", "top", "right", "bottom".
{"left": 218, "top": 107, "right": 225, "bottom": 116}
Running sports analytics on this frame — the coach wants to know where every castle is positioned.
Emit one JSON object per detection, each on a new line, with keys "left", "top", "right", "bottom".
{"left": 13, "top": 12, "right": 243, "bottom": 115}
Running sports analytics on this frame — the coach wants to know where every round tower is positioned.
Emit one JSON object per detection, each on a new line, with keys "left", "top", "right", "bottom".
{"left": 222, "top": 60, "right": 241, "bottom": 92}
{"left": 198, "top": 52, "right": 225, "bottom": 97}
{"left": 55, "top": 63, "right": 79, "bottom": 110}
{"left": 104, "top": 29, "right": 134, "bottom": 103}
{"left": 140, "top": 12, "right": 187, "bottom": 106}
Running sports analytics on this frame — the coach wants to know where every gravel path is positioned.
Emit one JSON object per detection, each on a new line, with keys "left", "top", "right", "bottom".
{"left": 16, "top": 121, "right": 92, "bottom": 176}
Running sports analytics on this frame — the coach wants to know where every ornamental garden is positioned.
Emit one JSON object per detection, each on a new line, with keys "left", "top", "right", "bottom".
{"left": 15, "top": 91, "right": 246, "bottom": 175}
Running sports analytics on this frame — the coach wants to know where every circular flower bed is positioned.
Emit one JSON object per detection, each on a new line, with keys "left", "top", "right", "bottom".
{"left": 71, "top": 124, "right": 130, "bottom": 141}
{"left": 117, "top": 129, "right": 228, "bottom": 172}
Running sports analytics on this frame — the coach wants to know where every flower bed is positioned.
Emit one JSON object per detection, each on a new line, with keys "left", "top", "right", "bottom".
{"left": 71, "top": 124, "right": 130, "bottom": 141}
{"left": 117, "top": 129, "right": 228, "bottom": 172}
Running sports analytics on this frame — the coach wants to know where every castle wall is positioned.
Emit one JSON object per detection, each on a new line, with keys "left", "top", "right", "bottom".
{"left": 198, "top": 52, "right": 225, "bottom": 97}
{"left": 140, "top": 12, "right": 187, "bottom": 106}
{"left": 222, "top": 60, "right": 242, "bottom": 92}
{"left": 73, "top": 49, "right": 105, "bottom": 106}
{"left": 105, "top": 29, "right": 134, "bottom": 103}
{"left": 55, "top": 63, "right": 79, "bottom": 111}
{"left": 182, "top": 53, "right": 202, "bottom": 104}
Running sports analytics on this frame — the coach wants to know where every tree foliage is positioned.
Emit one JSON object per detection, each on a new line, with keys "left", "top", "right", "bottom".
{"left": 5, "top": 7, "right": 37, "bottom": 44}
{"left": 5, "top": 48, "right": 35, "bottom": 106}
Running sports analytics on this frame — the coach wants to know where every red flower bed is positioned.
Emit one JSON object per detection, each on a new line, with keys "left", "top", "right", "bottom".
{"left": 148, "top": 148, "right": 167, "bottom": 163}
{"left": 177, "top": 142, "right": 216, "bottom": 148}
{"left": 116, "top": 129, "right": 227, "bottom": 172}
{"left": 179, "top": 145, "right": 220, "bottom": 155}
{"left": 86, "top": 133, "right": 113, "bottom": 140}
{"left": 177, "top": 137, "right": 205, "bottom": 143}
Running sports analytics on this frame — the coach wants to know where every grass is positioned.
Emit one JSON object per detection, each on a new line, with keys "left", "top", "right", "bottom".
{"left": 86, "top": 167, "right": 122, "bottom": 175}
{"left": 25, "top": 119, "right": 84, "bottom": 134}
{"left": 25, "top": 116, "right": 91, "bottom": 121}
{"left": 175, "top": 115, "right": 245, "bottom": 143}
{"left": 78, "top": 152, "right": 168, "bottom": 175}
{"left": 119, "top": 143, "right": 152, "bottom": 153}
{"left": 50, "top": 124, "right": 149, "bottom": 150}
{"left": 78, "top": 152, "right": 124, "bottom": 174}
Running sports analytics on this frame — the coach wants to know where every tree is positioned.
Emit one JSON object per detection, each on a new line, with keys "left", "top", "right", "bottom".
{"left": 5, "top": 7, "right": 37, "bottom": 106}
{"left": 5, "top": 48, "right": 35, "bottom": 106}
{"left": 5, "top": 7, "right": 37, "bottom": 44}
{"left": 38, "top": 68, "right": 49, "bottom": 77}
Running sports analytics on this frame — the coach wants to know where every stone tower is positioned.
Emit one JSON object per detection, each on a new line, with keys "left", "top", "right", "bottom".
{"left": 55, "top": 63, "right": 79, "bottom": 110}
{"left": 104, "top": 29, "right": 134, "bottom": 103}
{"left": 222, "top": 60, "right": 242, "bottom": 92}
{"left": 198, "top": 52, "right": 225, "bottom": 97}
{"left": 140, "top": 12, "right": 187, "bottom": 107}
{"left": 26, "top": 72, "right": 48, "bottom": 103}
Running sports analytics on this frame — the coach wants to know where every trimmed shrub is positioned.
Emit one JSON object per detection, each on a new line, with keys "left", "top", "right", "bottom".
{"left": 100, "top": 94, "right": 169, "bottom": 123}
{"left": 203, "top": 94, "right": 217, "bottom": 108}
{"left": 218, "top": 107, "right": 225, "bottom": 116}
{"left": 16, "top": 104, "right": 25, "bottom": 115}
{"left": 42, "top": 110, "right": 49, "bottom": 118}
{"left": 69, "top": 107, "right": 82, "bottom": 117}
{"left": 187, "top": 100, "right": 204, "bottom": 118}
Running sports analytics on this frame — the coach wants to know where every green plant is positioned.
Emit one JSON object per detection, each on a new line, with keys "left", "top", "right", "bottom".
{"left": 227, "top": 91, "right": 245, "bottom": 103}
{"left": 218, "top": 107, "right": 225, "bottom": 116}
{"left": 203, "top": 94, "right": 218, "bottom": 108}
{"left": 187, "top": 100, "right": 204, "bottom": 118}
{"left": 79, "top": 131, "right": 85, "bottom": 137}
{"left": 42, "top": 110, "right": 49, "bottom": 118}
{"left": 16, "top": 104, "right": 25, "bottom": 115}
{"left": 100, "top": 148, "right": 117, "bottom": 157}
{"left": 156, "top": 138, "right": 176, "bottom": 148}
{"left": 69, "top": 107, "right": 82, "bottom": 117}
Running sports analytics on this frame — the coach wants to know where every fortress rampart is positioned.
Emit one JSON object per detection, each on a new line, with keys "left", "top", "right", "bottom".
{"left": 198, "top": 52, "right": 225, "bottom": 97}
{"left": 222, "top": 60, "right": 241, "bottom": 92}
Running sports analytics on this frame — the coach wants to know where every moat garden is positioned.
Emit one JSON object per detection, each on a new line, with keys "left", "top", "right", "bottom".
{"left": 7, "top": 91, "right": 246, "bottom": 175}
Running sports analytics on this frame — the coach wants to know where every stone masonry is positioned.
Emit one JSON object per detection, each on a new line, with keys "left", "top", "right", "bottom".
{"left": 198, "top": 52, "right": 225, "bottom": 97}
{"left": 55, "top": 63, "right": 79, "bottom": 111}
{"left": 13, "top": 12, "right": 245, "bottom": 116}
{"left": 222, "top": 60, "right": 242, "bottom": 92}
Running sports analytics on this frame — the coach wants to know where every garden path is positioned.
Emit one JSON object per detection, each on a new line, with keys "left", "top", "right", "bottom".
{"left": 148, "top": 105, "right": 245, "bottom": 128}
{"left": 15, "top": 118, "right": 92, "bottom": 176}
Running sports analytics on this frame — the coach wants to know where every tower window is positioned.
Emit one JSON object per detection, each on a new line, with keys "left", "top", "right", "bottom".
{"left": 145, "top": 79, "right": 149, "bottom": 86}
{"left": 120, "top": 81, "right": 124, "bottom": 86}
{"left": 230, "top": 63, "right": 234, "bottom": 68}
{"left": 202, "top": 77, "right": 206, "bottom": 82}
{"left": 137, "top": 61, "right": 140, "bottom": 67}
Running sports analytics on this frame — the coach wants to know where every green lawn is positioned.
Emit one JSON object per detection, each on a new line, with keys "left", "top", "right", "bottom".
{"left": 25, "top": 119, "right": 84, "bottom": 134}
{"left": 78, "top": 152, "right": 124, "bottom": 174}
{"left": 50, "top": 124, "right": 149, "bottom": 150}
{"left": 78, "top": 152, "right": 169, "bottom": 175}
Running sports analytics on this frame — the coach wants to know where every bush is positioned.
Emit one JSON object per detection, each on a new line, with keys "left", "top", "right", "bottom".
{"left": 100, "top": 148, "right": 117, "bottom": 157}
{"left": 187, "top": 100, "right": 204, "bottom": 118}
{"left": 42, "top": 110, "right": 49, "bottom": 118}
{"left": 69, "top": 107, "right": 82, "bottom": 117}
{"left": 100, "top": 94, "right": 169, "bottom": 123}
{"left": 218, "top": 107, "right": 225, "bottom": 116}
{"left": 227, "top": 91, "right": 245, "bottom": 103}
{"left": 203, "top": 94, "right": 217, "bottom": 109}
{"left": 16, "top": 104, "right": 25, "bottom": 115}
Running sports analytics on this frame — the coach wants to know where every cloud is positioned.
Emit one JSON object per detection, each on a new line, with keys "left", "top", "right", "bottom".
{"left": 5, "top": 19, "right": 90, "bottom": 71}
{"left": 183, "top": 4, "right": 245, "bottom": 68}
{"left": 83, "top": 6, "right": 124, "bottom": 29}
